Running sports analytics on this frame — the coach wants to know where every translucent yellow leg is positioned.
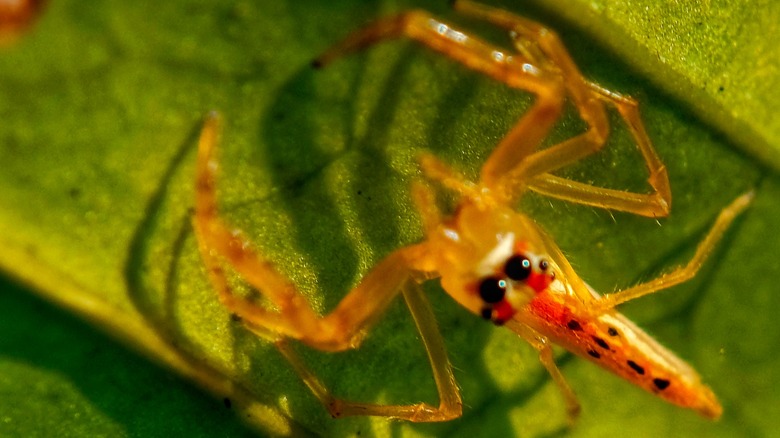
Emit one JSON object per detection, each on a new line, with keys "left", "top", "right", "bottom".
{"left": 595, "top": 191, "right": 754, "bottom": 311}
{"left": 454, "top": 0, "right": 670, "bottom": 217}
{"left": 316, "top": 1, "right": 671, "bottom": 217}
{"left": 312, "top": 7, "right": 566, "bottom": 201}
{"left": 525, "top": 84, "right": 671, "bottom": 217}
{"left": 194, "top": 114, "right": 462, "bottom": 421}
{"left": 195, "top": 113, "right": 434, "bottom": 352}
{"left": 454, "top": 0, "right": 607, "bottom": 185}
{"left": 505, "top": 320, "right": 581, "bottom": 424}
{"left": 273, "top": 283, "right": 462, "bottom": 422}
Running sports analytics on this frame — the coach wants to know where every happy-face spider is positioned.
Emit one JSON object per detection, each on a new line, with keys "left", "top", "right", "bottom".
{"left": 194, "top": 0, "right": 751, "bottom": 423}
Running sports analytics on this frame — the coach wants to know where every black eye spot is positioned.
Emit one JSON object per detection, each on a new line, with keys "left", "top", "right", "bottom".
{"left": 539, "top": 259, "right": 549, "bottom": 271}
{"left": 479, "top": 277, "right": 507, "bottom": 303}
{"left": 505, "top": 255, "right": 532, "bottom": 281}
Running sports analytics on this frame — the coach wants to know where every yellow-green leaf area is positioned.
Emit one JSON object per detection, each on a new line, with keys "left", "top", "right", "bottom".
{"left": 530, "top": 0, "right": 780, "bottom": 169}
{"left": 0, "top": 0, "right": 778, "bottom": 437}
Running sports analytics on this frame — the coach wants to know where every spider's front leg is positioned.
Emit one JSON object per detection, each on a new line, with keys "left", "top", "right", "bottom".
{"left": 526, "top": 84, "right": 671, "bottom": 217}
{"left": 454, "top": 0, "right": 671, "bottom": 217}
{"left": 193, "top": 113, "right": 461, "bottom": 421}
{"left": 312, "top": 6, "right": 567, "bottom": 200}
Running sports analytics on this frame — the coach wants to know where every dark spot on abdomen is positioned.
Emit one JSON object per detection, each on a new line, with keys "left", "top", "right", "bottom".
{"left": 592, "top": 336, "right": 610, "bottom": 350}
{"left": 587, "top": 349, "right": 601, "bottom": 359}
{"left": 627, "top": 360, "right": 645, "bottom": 375}
{"left": 607, "top": 327, "right": 619, "bottom": 337}
{"left": 653, "top": 378, "right": 670, "bottom": 390}
{"left": 567, "top": 320, "right": 582, "bottom": 331}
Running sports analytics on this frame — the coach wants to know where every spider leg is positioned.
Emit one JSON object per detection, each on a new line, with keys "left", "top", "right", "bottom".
{"left": 194, "top": 113, "right": 435, "bottom": 352}
{"left": 417, "top": 153, "right": 480, "bottom": 200}
{"left": 452, "top": 1, "right": 607, "bottom": 191}
{"left": 272, "top": 282, "right": 462, "bottom": 422}
{"left": 525, "top": 84, "right": 671, "bottom": 217}
{"left": 505, "top": 320, "right": 581, "bottom": 424}
{"left": 313, "top": 9, "right": 566, "bottom": 202}
{"left": 527, "top": 173, "right": 669, "bottom": 218}
{"left": 410, "top": 179, "right": 443, "bottom": 239}
{"left": 455, "top": 1, "right": 671, "bottom": 216}
{"left": 195, "top": 114, "right": 463, "bottom": 420}
{"left": 594, "top": 191, "right": 753, "bottom": 311}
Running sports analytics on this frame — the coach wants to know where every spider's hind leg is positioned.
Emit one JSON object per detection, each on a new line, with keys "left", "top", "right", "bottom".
{"left": 263, "top": 282, "right": 462, "bottom": 422}
{"left": 193, "top": 114, "right": 462, "bottom": 421}
{"left": 595, "top": 191, "right": 754, "bottom": 311}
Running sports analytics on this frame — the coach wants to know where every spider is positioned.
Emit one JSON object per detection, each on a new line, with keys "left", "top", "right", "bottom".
{"left": 193, "top": 0, "right": 751, "bottom": 423}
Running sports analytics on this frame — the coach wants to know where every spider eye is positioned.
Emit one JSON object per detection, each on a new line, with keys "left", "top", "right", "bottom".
{"left": 539, "top": 259, "right": 549, "bottom": 271}
{"left": 505, "top": 255, "right": 532, "bottom": 281}
{"left": 478, "top": 277, "right": 507, "bottom": 303}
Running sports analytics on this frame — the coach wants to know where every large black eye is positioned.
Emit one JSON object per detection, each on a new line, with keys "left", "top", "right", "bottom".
{"left": 505, "top": 255, "right": 532, "bottom": 281}
{"left": 479, "top": 277, "right": 507, "bottom": 303}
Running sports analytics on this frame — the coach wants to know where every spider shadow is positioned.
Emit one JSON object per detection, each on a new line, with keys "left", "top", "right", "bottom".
{"left": 255, "top": 50, "right": 419, "bottom": 436}
{"left": 124, "top": 121, "right": 198, "bottom": 343}
{"left": 3, "top": 118, "right": 260, "bottom": 436}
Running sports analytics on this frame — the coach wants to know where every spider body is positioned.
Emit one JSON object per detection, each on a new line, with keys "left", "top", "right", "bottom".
{"left": 194, "top": 0, "right": 751, "bottom": 423}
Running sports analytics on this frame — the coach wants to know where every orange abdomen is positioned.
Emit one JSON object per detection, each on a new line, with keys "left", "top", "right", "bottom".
{"left": 521, "top": 291, "right": 722, "bottom": 419}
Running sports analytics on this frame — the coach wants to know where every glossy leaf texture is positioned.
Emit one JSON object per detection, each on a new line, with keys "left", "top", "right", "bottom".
{"left": 0, "top": 0, "right": 777, "bottom": 436}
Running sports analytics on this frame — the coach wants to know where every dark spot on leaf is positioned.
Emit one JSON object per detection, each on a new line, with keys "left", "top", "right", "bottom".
{"left": 567, "top": 320, "right": 582, "bottom": 331}
{"left": 627, "top": 360, "right": 645, "bottom": 375}
{"left": 223, "top": 397, "right": 232, "bottom": 409}
{"left": 653, "top": 378, "right": 670, "bottom": 390}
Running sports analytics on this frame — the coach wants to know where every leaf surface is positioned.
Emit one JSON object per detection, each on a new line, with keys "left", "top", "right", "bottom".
{"left": 0, "top": 0, "right": 777, "bottom": 436}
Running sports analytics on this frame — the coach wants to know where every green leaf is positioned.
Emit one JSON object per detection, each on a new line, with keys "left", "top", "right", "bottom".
{"left": 0, "top": 0, "right": 777, "bottom": 437}
{"left": 533, "top": 0, "right": 780, "bottom": 170}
